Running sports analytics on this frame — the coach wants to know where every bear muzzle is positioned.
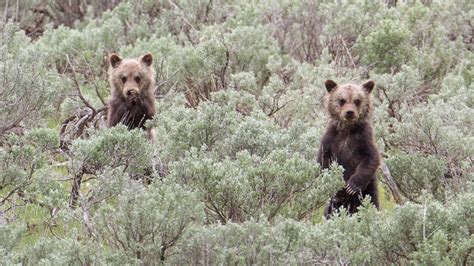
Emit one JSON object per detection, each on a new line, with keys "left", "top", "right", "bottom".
{"left": 124, "top": 88, "right": 140, "bottom": 104}
{"left": 341, "top": 110, "right": 360, "bottom": 123}
{"left": 344, "top": 110, "right": 356, "bottom": 119}
{"left": 124, "top": 88, "right": 140, "bottom": 97}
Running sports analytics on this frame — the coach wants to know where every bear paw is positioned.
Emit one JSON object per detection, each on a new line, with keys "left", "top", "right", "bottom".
{"left": 126, "top": 94, "right": 140, "bottom": 105}
{"left": 345, "top": 182, "right": 361, "bottom": 196}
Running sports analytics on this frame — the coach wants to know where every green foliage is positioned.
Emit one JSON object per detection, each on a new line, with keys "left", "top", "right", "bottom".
{"left": 0, "top": 23, "right": 61, "bottom": 136}
{"left": 93, "top": 180, "right": 204, "bottom": 263}
{"left": 390, "top": 102, "right": 473, "bottom": 181}
{"left": 169, "top": 193, "right": 473, "bottom": 264}
{"left": 171, "top": 147, "right": 343, "bottom": 223}
{"left": 0, "top": 223, "right": 25, "bottom": 259}
{"left": 359, "top": 19, "right": 413, "bottom": 73}
{"left": 13, "top": 237, "right": 102, "bottom": 265}
{"left": 0, "top": 129, "right": 61, "bottom": 211}
{"left": 71, "top": 126, "right": 153, "bottom": 174}
{"left": 0, "top": 0, "right": 473, "bottom": 264}
{"left": 386, "top": 151, "right": 446, "bottom": 202}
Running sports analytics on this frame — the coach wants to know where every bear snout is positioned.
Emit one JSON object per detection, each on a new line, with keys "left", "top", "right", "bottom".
{"left": 124, "top": 88, "right": 139, "bottom": 97}
{"left": 344, "top": 110, "right": 356, "bottom": 119}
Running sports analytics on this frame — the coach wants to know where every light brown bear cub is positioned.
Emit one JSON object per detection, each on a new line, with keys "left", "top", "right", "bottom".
{"left": 107, "top": 53, "right": 156, "bottom": 139}
{"left": 317, "top": 80, "right": 381, "bottom": 218}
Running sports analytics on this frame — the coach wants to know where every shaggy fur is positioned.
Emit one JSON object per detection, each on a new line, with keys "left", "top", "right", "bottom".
{"left": 317, "top": 80, "right": 381, "bottom": 218}
{"left": 107, "top": 53, "right": 156, "bottom": 139}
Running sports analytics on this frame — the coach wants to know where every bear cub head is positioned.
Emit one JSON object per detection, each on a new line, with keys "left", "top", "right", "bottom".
{"left": 324, "top": 79, "right": 375, "bottom": 127}
{"left": 108, "top": 53, "right": 155, "bottom": 105}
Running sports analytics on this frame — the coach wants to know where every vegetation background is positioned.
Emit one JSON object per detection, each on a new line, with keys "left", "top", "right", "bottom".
{"left": 0, "top": 0, "right": 472, "bottom": 264}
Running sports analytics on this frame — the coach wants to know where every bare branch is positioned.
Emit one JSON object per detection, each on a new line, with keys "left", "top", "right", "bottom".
{"left": 66, "top": 55, "right": 97, "bottom": 113}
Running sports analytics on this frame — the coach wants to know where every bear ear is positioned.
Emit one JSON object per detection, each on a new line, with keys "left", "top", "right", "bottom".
{"left": 141, "top": 53, "right": 153, "bottom": 67}
{"left": 109, "top": 53, "right": 122, "bottom": 68}
{"left": 362, "top": 80, "right": 375, "bottom": 93}
{"left": 325, "top": 80, "right": 338, "bottom": 93}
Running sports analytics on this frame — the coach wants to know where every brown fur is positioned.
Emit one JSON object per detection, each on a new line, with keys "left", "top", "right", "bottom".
{"left": 317, "top": 80, "right": 380, "bottom": 218}
{"left": 107, "top": 53, "right": 156, "bottom": 140}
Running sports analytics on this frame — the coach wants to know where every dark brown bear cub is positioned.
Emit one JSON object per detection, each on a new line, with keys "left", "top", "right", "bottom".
{"left": 107, "top": 53, "right": 156, "bottom": 136}
{"left": 317, "top": 79, "right": 381, "bottom": 218}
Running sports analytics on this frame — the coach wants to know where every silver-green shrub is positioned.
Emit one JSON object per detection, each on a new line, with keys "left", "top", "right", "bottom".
{"left": 0, "top": 0, "right": 472, "bottom": 264}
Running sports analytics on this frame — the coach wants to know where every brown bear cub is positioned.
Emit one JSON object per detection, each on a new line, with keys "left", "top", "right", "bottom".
{"left": 107, "top": 53, "right": 156, "bottom": 136}
{"left": 317, "top": 79, "right": 381, "bottom": 218}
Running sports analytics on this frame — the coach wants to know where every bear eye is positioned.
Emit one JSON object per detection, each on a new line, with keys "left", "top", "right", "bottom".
{"left": 121, "top": 76, "right": 127, "bottom": 83}
{"left": 354, "top": 99, "right": 361, "bottom": 106}
{"left": 134, "top": 76, "right": 141, "bottom": 83}
{"left": 338, "top": 99, "right": 346, "bottom": 106}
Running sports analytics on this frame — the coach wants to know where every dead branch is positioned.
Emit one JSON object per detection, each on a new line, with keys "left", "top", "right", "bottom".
{"left": 379, "top": 159, "right": 404, "bottom": 204}
{"left": 59, "top": 106, "right": 107, "bottom": 152}
{"left": 339, "top": 35, "right": 357, "bottom": 68}
{"left": 82, "top": 54, "right": 106, "bottom": 105}
{"left": 69, "top": 166, "right": 84, "bottom": 208}
{"left": 66, "top": 55, "right": 97, "bottom": 113}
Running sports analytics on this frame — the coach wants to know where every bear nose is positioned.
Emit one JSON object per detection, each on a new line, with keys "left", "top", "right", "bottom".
{"left": 126, "top": 90, "right": 138, "bottom": 96}
{"left": 345, "top": 111, "right": 355, "bottom": 118}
